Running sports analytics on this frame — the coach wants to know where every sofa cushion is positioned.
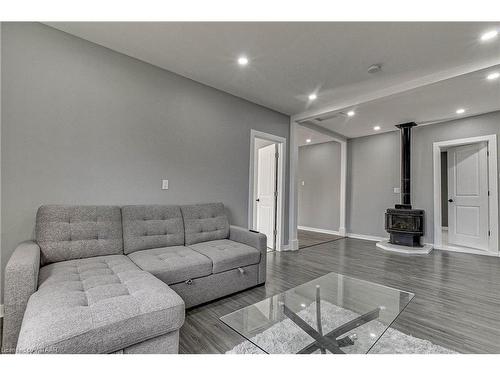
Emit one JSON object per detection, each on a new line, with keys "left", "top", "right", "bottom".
{"left": 181, "top": 203, "right": 229, "bottom": 245}
{"left": 16, "top": 255, "right": 184, "bottom": 354}
{"left": 122, "top": 205, "right": 184, "bottom": 255}
{"left": 36, "top": 205, "right": 123, "bottom": 266}
{"left": 128, "top": 246, "right": 213, "bottom": 284}
{"left": 189, "top": 239, "right": 261, "bottom": 274}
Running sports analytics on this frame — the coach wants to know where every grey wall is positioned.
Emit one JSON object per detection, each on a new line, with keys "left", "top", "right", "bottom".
{"left": 0, "top": 22, "right": 290, "bottom": 300}
{"left": 441, "top": 152, "right": 448, "bottom": 227}
{"left": 298, "top": 141, "right": 341, "bottom": 231}
{"left": 347, "top": 111, "right": 500, "bottom": 243}
{"left": 347, "top": 131, "right": 400, "bottom": 237}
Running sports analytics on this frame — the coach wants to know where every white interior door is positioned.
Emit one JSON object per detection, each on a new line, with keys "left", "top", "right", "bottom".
{"left": 256, "top": 143, "right": 277, "bottom": 249}
{"left": 447, "top": 142, "right": 489, "bottom": 250}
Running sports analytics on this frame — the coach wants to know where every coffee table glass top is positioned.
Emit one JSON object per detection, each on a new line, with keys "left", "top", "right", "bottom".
{"left": 220, "top": 272, "right": 414, "bottom": 354}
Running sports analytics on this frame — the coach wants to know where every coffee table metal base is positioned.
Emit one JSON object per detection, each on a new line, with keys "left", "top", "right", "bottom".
{"left": 282, "top": 285, "right": 380, "bottom": 354}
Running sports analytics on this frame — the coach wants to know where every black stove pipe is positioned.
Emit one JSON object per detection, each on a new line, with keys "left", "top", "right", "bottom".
{"left": 395, "top": 122, "right": 417, "bottom": 209}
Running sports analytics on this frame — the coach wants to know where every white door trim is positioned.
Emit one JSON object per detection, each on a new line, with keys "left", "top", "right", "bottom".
{"left": 249, "top": 130, "right": 287, "bottom": 251}
{"left": 288, "top": 119, "right": 347, "bottom": 251}
{"left": 433, "top": 134, "right": 498, "bottom": 256}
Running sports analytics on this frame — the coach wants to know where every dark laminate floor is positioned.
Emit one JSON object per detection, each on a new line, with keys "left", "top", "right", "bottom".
{"left": 180, "top": 238, "right": 500, "bottom": 354}
{"left": 298, "top": 229, "right": 344, "bottom": 249}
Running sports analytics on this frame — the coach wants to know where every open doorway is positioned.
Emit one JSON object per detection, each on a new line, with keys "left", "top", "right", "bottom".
{"left": 433, "top": 135, "right": 498, "bottom": 256}
{"left": 296, "top": 125, "right": 344, "bottom": 249}
{"left": 249, "top": 130, "right": 286, "bottom": 252}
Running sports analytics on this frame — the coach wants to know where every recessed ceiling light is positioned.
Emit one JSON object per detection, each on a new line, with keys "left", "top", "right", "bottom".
{"left": 487, "top": 72, "right": 500, "bottom": 80}
{"left": 373, "top": 126, "right": 381, "bottom": 131}
{"left": 480, "top": 29, "right": 498, "bottom": 42}
{"left": 308, "top": 93, "right": 317, "bottom": 101}
{"left": 306, "top": 139, "right": 312, "bottom": 143}
{"left": 347, "top": 110, "right": 355, "bottom": 117}
{"left": 237, "top": 56, "right": 249, "bottom": 66}
{"left": 456, "top": 108, "right": 465, "bottom": 114}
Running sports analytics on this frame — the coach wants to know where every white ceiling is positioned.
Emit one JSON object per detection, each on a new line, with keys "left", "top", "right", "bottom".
{"left": 296, "top": 125, "right": 336, "bottom": 147}
{"left": 46, "top": 22, "right": 500, "bottom": 138}
{"left": 306, "top": 64, "right": 500, "bottom": 138}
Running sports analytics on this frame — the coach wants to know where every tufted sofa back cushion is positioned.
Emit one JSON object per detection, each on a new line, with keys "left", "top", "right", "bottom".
{"left": 122, "top": 205, "right": 185, "bottom": 254}
{"left": 36, "top": 205, "right": 123, "bottom": 266}
{"left": 181, "top": 203, "right": 230, "bottom": 245}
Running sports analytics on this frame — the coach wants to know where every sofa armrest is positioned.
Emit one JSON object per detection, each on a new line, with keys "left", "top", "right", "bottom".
{"left": 229, "top": 226, "right": 267, "bottom": 284}
{"left": 1, "top": 241, "right": 41, "bottom": 354}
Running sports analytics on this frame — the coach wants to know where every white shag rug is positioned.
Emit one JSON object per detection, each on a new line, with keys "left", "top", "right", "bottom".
{"left": 225, "top": 301, "right": 456, "bottom": 354}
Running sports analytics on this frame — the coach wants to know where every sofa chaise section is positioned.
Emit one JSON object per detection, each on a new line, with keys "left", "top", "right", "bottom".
{"left": 1, "top": 205, "right": 185, "bottom": 354}
{"left": 16, "top": 255, "right": 184, "bottom": 354}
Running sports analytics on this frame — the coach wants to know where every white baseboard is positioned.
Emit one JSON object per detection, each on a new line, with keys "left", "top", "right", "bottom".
{"left": 0, "top": 304, "right": 4, "bottom": 318}
{"left": 285, "top": 238, "right": 299, "bottom": 251}
{"left": 433, "top": 243, "right": 499, "bottom": 257}
{"left": 297, "top": 228, "right": 387, "bottom": 243}
{"left": 279, "top": 242, "right": 294, "bottom": 251}
{"left": 347, "top": 232, "right": 388, "bottom": 242}
{"left": 298, "top": 226, "right": 341, "bottom": 236}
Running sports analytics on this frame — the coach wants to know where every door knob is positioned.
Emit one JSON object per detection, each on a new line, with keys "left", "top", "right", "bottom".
{"left": 255, "top": 198, "right": 260, "bottom": 202}
{"left": 448, "top": 199, "right": 454, "bottom": 203}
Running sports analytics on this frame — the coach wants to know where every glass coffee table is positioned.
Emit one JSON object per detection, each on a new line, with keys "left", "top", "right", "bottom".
{"left": 220, "top": 272, "right": 414, "bottom": 354}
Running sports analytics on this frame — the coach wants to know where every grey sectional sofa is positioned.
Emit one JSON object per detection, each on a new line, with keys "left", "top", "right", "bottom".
{"left": 1, "top": 203, "right": 266, "bottom": 354}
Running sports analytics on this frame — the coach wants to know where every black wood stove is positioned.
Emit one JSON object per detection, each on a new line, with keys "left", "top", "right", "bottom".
{"left": 384, "top": 122, "right": 425, "bottom": 247}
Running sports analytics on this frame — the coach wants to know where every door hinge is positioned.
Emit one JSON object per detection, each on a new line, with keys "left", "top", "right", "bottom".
{"left": 489, "top": 230, "right": 491, "bottom": 236}
{"left": 487, "top": 151, "right": 490, "bottom": 157}
{"left": 488, "top": 190, "right": 490, "bottom": 196}
{"left": 274, "top": 191, "right": 278, "bottom": 197}
{"left": 275, "top": 152, "right": 279, "bottom": 158}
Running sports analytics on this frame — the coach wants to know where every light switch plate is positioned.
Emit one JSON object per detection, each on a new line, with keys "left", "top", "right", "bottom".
{"left": 393, "top": 187, "right": 401, "bottom": 193}
{"left": 162, "top": 180, "right": 169, "bottom": 190}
